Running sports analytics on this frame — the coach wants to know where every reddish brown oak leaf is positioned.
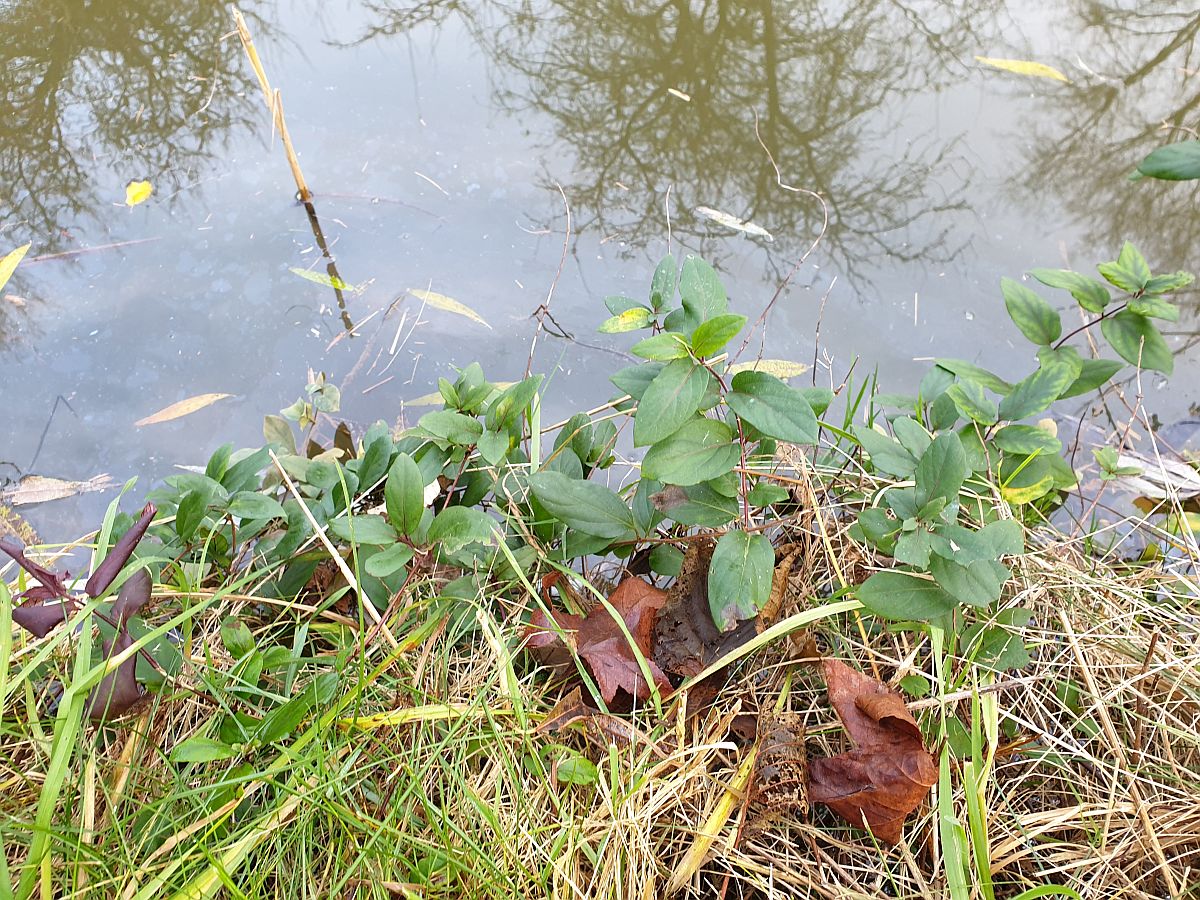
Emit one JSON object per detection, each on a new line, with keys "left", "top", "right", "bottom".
{"left": 526, "top": 576, "right": 671, "bottom": 703}
{"left": 809, "top": 658, "right": 937, "bottom": 844}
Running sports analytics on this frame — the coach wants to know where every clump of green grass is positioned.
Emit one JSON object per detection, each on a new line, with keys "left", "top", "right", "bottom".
{"left": 3, "top": 451, "right": 1198, "bottom": 899}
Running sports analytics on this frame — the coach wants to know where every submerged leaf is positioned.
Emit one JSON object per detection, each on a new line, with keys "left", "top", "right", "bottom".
{"left": 135, "top": 393, "right": 232, "bottom": 427}
{"left": 694, "top": 206, "right": 774, "bottom": 241}
{"left": 975, "top": 56, "right": 1068, "bottom": 83}
{"left": 289, "top": 267, "right": 356, "bottom": 292}
{"left": 124, "top": 180, "right": 153, "bottom": 206}
{"left": 406, "top": 288, "right": 491, "bottom": 329}
{"left": 727, "top": 359, "right": 810, "bottom": 379}
{"left": 2, "top": 474, "right": 115, "bottom": 507}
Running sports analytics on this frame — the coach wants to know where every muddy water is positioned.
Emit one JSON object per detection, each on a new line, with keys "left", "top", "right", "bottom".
{"left": 2, "top": 0, "right": 1198, "bottom": 536}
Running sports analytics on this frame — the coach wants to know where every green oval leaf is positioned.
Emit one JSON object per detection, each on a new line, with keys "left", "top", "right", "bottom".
{"left": 426, "top": 506, "right": 498, "bottom": 552}
{"left": 640, "top": 418, "right": 740, "bottom": 486}
{"left": 228, "top": 492, "right": 286, "bottom": 521}
{"left": 678, "top": 256, "right": 728, "bottom": 327}
{"left": 708, "top": 530, "right": 774, "bottom": 630}
{"left": 856, "top": 571, "right": 957, "bottom": 620}
{"left": 528, "top": 470, "right": 635, "bottom": 539}
{"left": 170, "top": 736, "right": 238, "bottom": 764}
{"left": 1100, "top": 311, "right": 1173, "bottom": 374}
{"left": 385, "top": 452, "right": 425, "bottom": 537}
{"left": 997, "top": 352, "right": 1082, "bottom": 421}
{"left": 1001, "top": 277, "right": 1061, "bottom": 346}
{"left": 629, "top": 332, "right": 690, "bottom": 361}
{"left": 327, "top": 515, "right": 397, "bottom": 545}
{"left": 634, "top": 359, "right": 713, "bottom": 446}
{"left": 1097, "top": 242, "right": 1151, "bottom": 293}
{"left": 726, "top": 371, "right": 818, "bottom": 444}
{"left": 1135, "top": 140, "right": 1200, "bottom": 181}
{"left": 362, "top": 542, "right": 413, "bottom": 578}
{"left": 690, "top": 313, "right": 747, "bottom": 357}
{"left": 1028, "top": 269, "right": 1110, "bottom": 313}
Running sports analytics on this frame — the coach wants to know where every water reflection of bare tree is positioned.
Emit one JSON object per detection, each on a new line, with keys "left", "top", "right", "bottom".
{"left": 0, "top": 0, "right": 268, "bottom": 254}
{"left": 1018, "top": 3, "right": 1200, "bottom": 274}
{"left": 354, "top": 0, "right": 1000, "bottom": 283}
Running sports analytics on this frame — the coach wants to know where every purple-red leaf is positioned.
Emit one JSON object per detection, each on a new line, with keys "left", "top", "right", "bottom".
{"left": 85, "top": 503, "right": 156, "bottom": 598}
{"left": 0, "top": 537, "right": 70, "bottom": 599}
{"left": 83, "top": 631, "right": 143, "bottom": 721}
{"left": 111, "top": 569, "right": 152, "bottom": 626}
{"left": 12, "top": 597, "right": 75, "bottom": 638}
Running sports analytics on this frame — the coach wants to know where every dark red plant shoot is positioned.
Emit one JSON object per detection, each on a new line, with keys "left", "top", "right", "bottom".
{"left": 1, "top": 502, "right": 157, "bottom": 720}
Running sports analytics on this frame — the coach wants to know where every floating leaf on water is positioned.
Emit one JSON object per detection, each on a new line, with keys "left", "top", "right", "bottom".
{"left": 2, "top": 474, "right": 116, "bottom": 507}
{"left": 406, "top": 288, "right": 492, "bottom": 329}
{"left": 0, "top": 243, "right": 31, "bottom": 293}
{"left": 289, "top": 267, "right": 357, "bottom": 292}
{"left": 975, "top": 56, "right": 1069, "bottom": 83}
{"left": 135, "top": 393, "right": 233, "bottom": 427}
{"left": 125, "top": 180, "right": 153, "bottom": 206}
{"left": 694, "top": 206, "right": 774, "bottom": 241}
{"left": 667, "top": 87, "right": 691, "bottom": 102}
{"left": 727, "top": 358, "right": 810, "bottom": 379}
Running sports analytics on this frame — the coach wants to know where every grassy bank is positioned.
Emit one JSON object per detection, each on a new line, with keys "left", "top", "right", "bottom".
{"left": 2, "top": 451, "right": 1197, "bottom": 899}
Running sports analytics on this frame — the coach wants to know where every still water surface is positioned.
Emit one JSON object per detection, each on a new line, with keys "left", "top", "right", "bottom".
{"left": 2, "top": 0, "right": 1198, "bottom": 535}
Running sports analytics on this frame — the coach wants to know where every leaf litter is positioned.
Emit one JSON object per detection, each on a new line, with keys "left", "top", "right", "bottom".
{"left": 1, "top": 473, "right": 115, "bottom": 506}
{"left": 525, "top": 535, "right": 938, "bottom": 847}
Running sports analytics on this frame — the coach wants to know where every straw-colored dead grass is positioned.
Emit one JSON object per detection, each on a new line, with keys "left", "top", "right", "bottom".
{"left": 3, "top": 474, "right": 1199, "bottom": 899}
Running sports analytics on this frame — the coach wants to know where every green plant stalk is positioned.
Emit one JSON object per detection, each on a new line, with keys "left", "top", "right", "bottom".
{"left": 15, "top": 612, "right": 95, "bottom": 900}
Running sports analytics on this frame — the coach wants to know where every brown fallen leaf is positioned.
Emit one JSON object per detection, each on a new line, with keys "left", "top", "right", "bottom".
{"left": 2, "top": 473, "right": 115, "bottom": 506}
{"left": 809, "top": 659, "right": 936, "bottom": 844}
{"left": 652, "top": 539, "right": 757, "bottom": 678}
{"left": 526, "top": 575, "right": 671, "bottom": 703}
{"left": 134, "top": 393, "right": 232, "bottom": 427}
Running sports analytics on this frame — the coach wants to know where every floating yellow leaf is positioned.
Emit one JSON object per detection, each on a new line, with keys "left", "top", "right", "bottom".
{"left": 125, "top": 180, "right": 153, "bottom": 207}
{"left": 975, "top": 56, "right": 1069, "bottom": 83}
{"left": 2, "top": 474, "right": 116, "bottom": 506}
{"left": 728, "top": 358, "right": 810, "bottom": 379}
{"left": 0, "top": 243, "right": 31, "bottom": 294}
{"left": 406, "top": 288, "right": 491, "bottom": 329}
{"left": 289, "top": 267, "right": 357, "bottom": 292}
{"left": 135, "top": 393, "right": 232, "bottom": 427}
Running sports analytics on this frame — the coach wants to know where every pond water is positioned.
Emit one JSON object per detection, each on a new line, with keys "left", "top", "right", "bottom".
{"left": 3, "top": 0, "right": 1198, "bottom": 538}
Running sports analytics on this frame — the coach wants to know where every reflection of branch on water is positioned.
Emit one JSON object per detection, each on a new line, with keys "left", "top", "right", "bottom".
{"left": 349, "top": 0, "right": 993, "bottom": 285}
{"left": 301, "top": 199, "right": 356, "bottom": 333}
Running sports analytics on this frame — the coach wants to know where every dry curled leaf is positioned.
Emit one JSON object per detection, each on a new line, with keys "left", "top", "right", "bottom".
{"left": 809, "top": 658, "right": 936, "bottom": 844}
{"left": 2, "top": 473, "right": 115, "bottom": 507}
{"left": 526, "top": 576, "right": 670, "bottom": 703}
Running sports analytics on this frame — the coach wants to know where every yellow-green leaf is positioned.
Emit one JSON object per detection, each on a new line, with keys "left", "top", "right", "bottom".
{"left": 727, "top": 358, "right": 810, "bottom": 379}
{"left": 0, "top": 243, "right": 31, "bottom": 293}
{"left": 407, "top": 288, "right": 491, "bottom": 329}
{"left": 135, "top": 393, "right": 232, "bottom": 427}
{"left": 975, "top": 56, "right": 1069, "bottom": 83}
{"left": 289, "top": 267, "right": 357, "bottom": 292}
{"left": 125, "top": 180, "right": 153, "bottom": 206}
